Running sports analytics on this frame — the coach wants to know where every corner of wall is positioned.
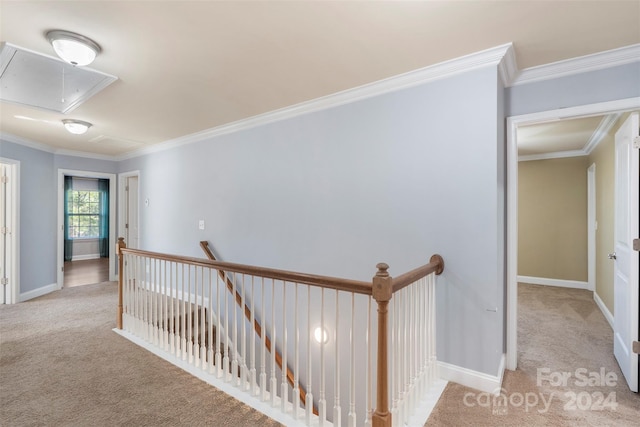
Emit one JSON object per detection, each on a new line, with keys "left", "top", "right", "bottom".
{"left": 438, "top": 353, "right": 506, "bottom": 395}
{"left": 19, "top": 283, "right": 58, "bottom": 302}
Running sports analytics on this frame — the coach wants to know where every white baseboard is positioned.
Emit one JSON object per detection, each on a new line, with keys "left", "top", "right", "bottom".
{"left": 593, "top": 291, "right": 614, "bottom": 329}
{"left": 71, "top": 254, "right": 101, "bottom": 261}
{"left": 20, "top": 283, "right": 58, "bottom": 302}
{"left": 518, "top": 275, "right": 591, "bottom": 291}
{"left": 438, "top": 354, "right": 505, "bottom": 395}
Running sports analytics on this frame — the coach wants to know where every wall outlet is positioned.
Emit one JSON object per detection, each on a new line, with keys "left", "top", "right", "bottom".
{"left": 199, "top": 220, "right": 205, "bottom": 230}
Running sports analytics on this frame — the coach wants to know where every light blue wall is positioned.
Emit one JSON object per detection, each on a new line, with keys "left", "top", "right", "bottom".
{"left": 54, "top": 154, "right": 118, "bottom": 174}
{"left": 121, "top": 65, "right": 506, "bottom": 376}
{"left": 0, "top": 140, "right": 117, "bottom": 295}
{"left": 8, "top": 57, "right": 637, "bottom": 380}
{"left": 0, "top": 141, "right": 57, "bottom": 293}
{"left": 506, "top": 62, "right": 640, "bottom": 116}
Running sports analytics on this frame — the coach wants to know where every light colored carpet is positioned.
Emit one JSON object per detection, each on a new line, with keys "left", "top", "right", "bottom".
{"left": 425, "top": 283, "right": 639, "bottom": 426}
{"left": 0, "top": 282, "right": 281, "bottom": 427}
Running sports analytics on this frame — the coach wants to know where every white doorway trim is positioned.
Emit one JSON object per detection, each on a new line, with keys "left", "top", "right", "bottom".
{"left": 57, "top": 169, "right": 117, "bottom": 289}
{"left": 118, "top": 170, "right": 140, "bottom": 253}
{"left": 506, "top": 96, "right": 640, "bottom": 371}
{"left": 587, "top": 163, "right": 596, "bottom": 292}
{"left": 0, "top": 158, "right": 20, "bottom": 304}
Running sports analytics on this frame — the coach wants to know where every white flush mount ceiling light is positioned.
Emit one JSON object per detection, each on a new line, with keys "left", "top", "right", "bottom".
{"left": 46, "top": 30, "right": 101, "bottom": 66}
{"left": 62, "top": 119, "right": 92, "bottom": 135}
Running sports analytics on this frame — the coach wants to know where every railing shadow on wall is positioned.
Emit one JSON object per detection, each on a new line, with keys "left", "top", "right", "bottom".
{"left": 116, "top": 237, "right": 444, "bottom": 427}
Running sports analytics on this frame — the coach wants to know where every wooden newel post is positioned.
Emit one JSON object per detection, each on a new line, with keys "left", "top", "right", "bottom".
{"left": 372, "top": 262, "right": 393, "bottom": 427}
{"left": 117, "top": 237, "right": 126, "bottom": 330}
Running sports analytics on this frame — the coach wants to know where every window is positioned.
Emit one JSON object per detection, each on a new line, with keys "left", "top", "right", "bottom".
{"left": 67, "top": 190, "right": 102, "bottom": 239}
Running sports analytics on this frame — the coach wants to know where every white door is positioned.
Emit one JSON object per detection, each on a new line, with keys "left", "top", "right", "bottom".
{"left": 0, "top": 164, "right": 7, "bottom": 304}
{"left": 613, "top": 112, "right": 639, "bottom": 392}
{"left": 126, "top": 176, "right": 139, "bottom": 249}
{"left": 0, "top": 161, "right": 16, "bottom": 304}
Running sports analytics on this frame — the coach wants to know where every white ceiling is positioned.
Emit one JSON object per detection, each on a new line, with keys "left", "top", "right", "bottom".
{"left": 1, "top": 1, "right": 639, "bottom": 158}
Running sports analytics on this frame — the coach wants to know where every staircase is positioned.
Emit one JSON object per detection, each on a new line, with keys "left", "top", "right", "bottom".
{"left": 115, "top": 238, "right": 446, "bottom": 427}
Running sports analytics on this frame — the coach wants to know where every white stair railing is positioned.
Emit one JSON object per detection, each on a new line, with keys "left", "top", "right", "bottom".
{"left": 116, "top": 238, "right": 444, "bottom": 427}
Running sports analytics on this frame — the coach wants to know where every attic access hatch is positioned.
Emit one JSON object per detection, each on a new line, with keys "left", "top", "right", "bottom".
{"left": 0, "top": 42, "right": 117, "bottom": 114}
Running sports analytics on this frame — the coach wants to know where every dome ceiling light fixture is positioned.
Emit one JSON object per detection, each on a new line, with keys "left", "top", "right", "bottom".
{"left": 46, "top": 30, "right": 101, "bottom": 66}
{"left": 62, "top": 119, "right": 92, "bottom": 135}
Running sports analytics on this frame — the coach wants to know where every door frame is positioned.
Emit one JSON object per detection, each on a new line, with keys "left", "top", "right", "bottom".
{"left": 587, "top": 163, "right": 596, "bottom": 292}
{"left": 57, "top": 169, "right": 117, "bottom": 288}
{"left": 0, "top": 158, "right": 19, "bottom": 304}
{"left": 506, "top": 97, "right": 640, "bottom": 371}
{"left": 118, "top": 170, "right": 140, "bottom": 254}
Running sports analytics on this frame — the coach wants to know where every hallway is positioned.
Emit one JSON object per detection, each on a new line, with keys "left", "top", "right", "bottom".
{"left": 63, "top": 258, "right": 109, "bottom": 288}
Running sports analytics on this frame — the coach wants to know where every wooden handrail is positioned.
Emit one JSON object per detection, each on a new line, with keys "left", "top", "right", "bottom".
{"left": 120, "top": 246, "right": 373, "bottom": 295}
{"left": 391, "top": 254, "right": 444, "bottom": 293}
{"left": 118, "top": 237, "right": 445, "bottom": 427}
{"left": 199, "top": 241, "right": 315, "bottom": 413}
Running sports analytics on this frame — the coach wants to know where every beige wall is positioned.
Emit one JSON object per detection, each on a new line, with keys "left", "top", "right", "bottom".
{"left": 518, "top": 156, "right": 589, "bottom": 281}
{"left": 586, "top": 113, "right": 634, "bottom": 315}
{"left": 587, "top": 134, "right": 614, "bottom": 313}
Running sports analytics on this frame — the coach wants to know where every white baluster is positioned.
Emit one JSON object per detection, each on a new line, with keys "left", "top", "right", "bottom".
{"left": 223, "top": 271, "right": 230, "bottom": 381}
{"left": 194, "top": 267, "right": 200, "bottom": 368}
{"left": 153, "top": 258, "right": 158, "bottom": 344}
{"left": 163, "top": 260, "right": 169, "bottom": 351}
{"left": 410, "top": 283, "right": 419, "bottom": 415}
{"left": 260, "top": 277, "right": 267, "bottom": 401}
{"left": 241, "top": 274, "right": 247, "bottom": 388}
{"left": 133, "top": 256, "right": 138, "bottom": 335}
{"left": 141, "top": 257, "right": 146, "bottom": 339}
{"left": 250, "top": 275, "right": 257, "bottom": 394}
{"left": 142, "top": 257, "right": 147, "bottom": 338}
{"left": 154, "top": 258, "right": 159, "bottom": 346}
{"left": 318, "top": 287, "right": 326, "bottom": 426}
{"left": 404, "top": 287, "right": 410, "bottom": 423}
{"left": 169, "top": 262, "right": 178, "bottom": 355}
{"left": 208, "top": 269, "right": 214, "bottom": 373}
{"left": 430, "top": 273, "right": 437, "bottom": 384}
{"left": 305, "top": 285, "right": 313, "bottom": 426}
{"left": 146, "top": 257, "right": 150, "bottom": 341}
{"left": 180, "top": 263, "right": 186, "bottom": 360}
{"left": 139, "top": 256, "right": 144, "bottom": 337}
{"left": 418, "top": 278, "right": 425, "bottom": 397}
{"left": 215, "top": 271, "right": 222, "bottom": 378}
{"left": 293, "top": 283, "right": 300, "bottom": 419}
{"left": 334, "top": 290, "right": 341, "bottom": 427}
{"left": 364, "top": 296, "right": 372, "bottom": 427}
{"left": 348, "top": 292, "right": 356, "bottom": 427}
{"left": 232, "top": 272, "right": 239, "bottom": 385}
{"left": 201, "top": 267, "right": 207, "bottom": 368}
{"left": 270, "top": 278, "right": 277, "bottom": 407}
{"left": 398, "top": 289, "right": 407, "bottom": 424}
{"left": 281, "top": 281, "right": 288, "bottom": 413}
{"left": 188, "top": 266, "right": 193, "bottom": 364}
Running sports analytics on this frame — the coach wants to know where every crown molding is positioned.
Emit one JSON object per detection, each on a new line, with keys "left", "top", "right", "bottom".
{"left": 520, "top": 112, "right": 624, "bottom": 161}
{"left": 518, "top": 149, "right": 587, "bottom": 162}
{"left": 498, "top": 43, "right": 518, "bottom": 87}
{"left": 6, "top": 43, "right": 636, "bottom": 162}
{"left": 0, "top": 131, "right": 57, "bottom": 154}
{"left": 510, "top": 44, "right": 640, "bottom": 87}
{"left": 1, "top": 131, "right": 118, "bottom": 161}
{"left": 583, "top": 113, "right": 622, "bottom": 154}
{"left": 55, "top": 148, "right": 117, "bottom": 162}
{"left": 119, "top": 43, "right": 514, "bottom": 161}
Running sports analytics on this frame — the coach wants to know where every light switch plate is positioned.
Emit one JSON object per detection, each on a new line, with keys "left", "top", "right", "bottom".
{"left": 199, "top": 220, "right": 205, "bottom": 230}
